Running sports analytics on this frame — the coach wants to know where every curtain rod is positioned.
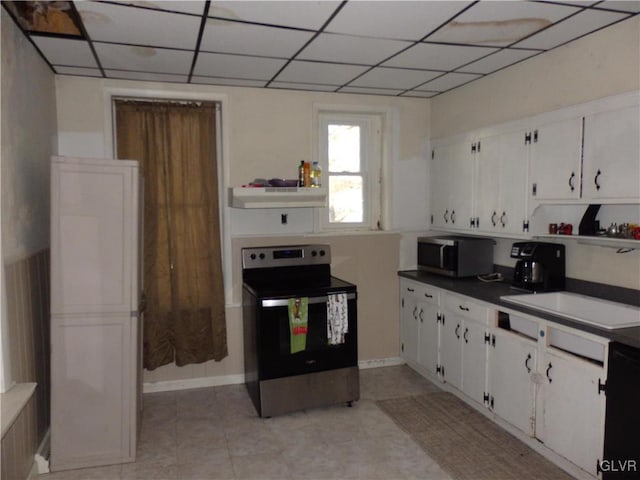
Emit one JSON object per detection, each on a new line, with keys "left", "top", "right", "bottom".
{"left": 113, "top": 97, "right": 220, "bottom": 109}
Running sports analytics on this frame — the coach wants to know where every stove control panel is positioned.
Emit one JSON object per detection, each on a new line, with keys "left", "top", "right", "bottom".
{"left": 242, "top": 244, "right": 331, "bottom": 269}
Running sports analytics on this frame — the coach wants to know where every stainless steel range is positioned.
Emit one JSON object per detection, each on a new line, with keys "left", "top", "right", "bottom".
{"left": 241, "top": 244, "right": 359, "bottom": 417}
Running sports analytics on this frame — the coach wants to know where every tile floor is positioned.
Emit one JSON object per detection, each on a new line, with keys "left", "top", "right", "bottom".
{"left": 42, "top": 365, "right": 453, "bottom": 480}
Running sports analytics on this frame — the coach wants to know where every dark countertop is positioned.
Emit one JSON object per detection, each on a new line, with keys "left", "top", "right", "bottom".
{"left": 398, "top": 270, "right": 640, "bottom": 350}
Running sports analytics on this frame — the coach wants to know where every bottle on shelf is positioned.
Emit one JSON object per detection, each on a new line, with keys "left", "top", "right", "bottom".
{"left": 303, "top": 161, "right": 311, "bottom": 187}
{"left": 310, "top": 161, "right": 322, "bottom": 188}
{"left": 298, "top": 160, "right": 305, "bottom": 187}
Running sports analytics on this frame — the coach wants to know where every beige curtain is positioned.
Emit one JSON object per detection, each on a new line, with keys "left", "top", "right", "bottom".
{"left": 114, "top": 100, "right": 227, "bottom": 370}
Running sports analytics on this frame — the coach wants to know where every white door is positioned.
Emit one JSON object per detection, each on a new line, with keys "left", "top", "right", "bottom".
{"left": 475, "top": 136, "right": 500, "bottom": 233}
{"left": 542, "top": 349, "right": 606, "bottom": 476}
{"left": 448, "top": 141, "right": 475, "bottom": 231}
{"left": 461, "top": 320, "right": 488, "bottom": 406}
{"left": 496, "top": 130, "right": 529, "bottom": 235}
{"left": 430, "top": 146, "right": 450, "bottom": 229}
{"left": 399, "top": 282, "right": 419, "bottom": 366}
{"left": 529, "top": 117, "right": 583, "bottom": 201}
{"left": 488, "top": 329, "right": 537, "bottom": 436}
{"left": 418, "top": 302, "right": 440, "bottom": 376}
{"left": 439, "top": 311, "right": 462, "bottom": 390}
{"left": 583, "top": 104, "right": 640, "bottom": 201}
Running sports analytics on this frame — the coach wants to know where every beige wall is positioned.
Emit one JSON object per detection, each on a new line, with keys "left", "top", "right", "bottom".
{"left": 430, "top": 16, "right": 640, "bottom": 290}
{"left": 55, "top": 77, "right": 429, "bottom": 385}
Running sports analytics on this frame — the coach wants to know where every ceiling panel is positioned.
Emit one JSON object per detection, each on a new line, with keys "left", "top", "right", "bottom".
{"left": 94, "top": 43, "right": 193, "bottom": 74}
{"left": 513, "top": 9, "right": 630, "bottom": 49}
{"left": 2, "top": 0, "right": 636, "bottom": 97}
{"left": 348, "top": 67, "right": 440, "bottom": 90}
{"left": 383, "top": 43, "right": 499, "bottom": 71}
{"left": 298, "top": 33, "right": 411, "bottom": 65}
{"left": 275, "top": 60, "right": 370, "bottom": 86}
{"left": 208, "top": 1, "right": 341, "bottom": 29}
{"left": 194, "top": 52, "right": 288, "bottom": 80}
{"left": 32, "top": 36, "right": 97, "bottom": 67}
{"left": 427, "top": 1, "right": 581, "bottom": 46}
{"left": 76, "top": 1, "right": 201, "bottom": 49}
{"left": 325, "top": 1, "right": 474, "bottom": 41}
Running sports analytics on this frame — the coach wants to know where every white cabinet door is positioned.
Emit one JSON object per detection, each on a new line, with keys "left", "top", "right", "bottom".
{"left": 399, "top": 281, "right": 419, "bottom": 366}
{"left": 542, "top": 349, "right": 606, "bottom": 476}
{"left": 476, "top": 130, "right": 528, "bottom": 235}
{"left": 461, "top": 320, "right": 488, "bottom": 406}
{"left": 488, "top": 329, "right": 537, "bottom": 436}
{"left": 418, "top": 302, "right": 439, "bottom": 376}
{"left": 430, "top": 140, "right": 474, "bottom": 231}
{"left": 529, "top": 117, "right": 583, "bottom": 201}
{"left": 583, "top": 104, "right": 640, "bottom": 201}
{"left": 439, "top": 311, "right": 462, "bottom": 390}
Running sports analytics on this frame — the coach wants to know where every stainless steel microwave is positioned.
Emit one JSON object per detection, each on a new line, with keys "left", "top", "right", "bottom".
{"left": 417, "top": 236, "right": 495, "bottom": 277}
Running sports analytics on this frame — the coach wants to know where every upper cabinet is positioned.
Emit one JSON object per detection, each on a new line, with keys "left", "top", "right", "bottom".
{"left": 529, "top": 117, "right": 583, "bottom": 202}
{"left": 582, "top": 104, "right": 640, "bottom": 201}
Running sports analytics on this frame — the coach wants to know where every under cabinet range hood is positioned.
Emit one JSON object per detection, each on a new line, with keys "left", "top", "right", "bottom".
{"left": 229, "top": 187, "right": 327, "bottom": 208}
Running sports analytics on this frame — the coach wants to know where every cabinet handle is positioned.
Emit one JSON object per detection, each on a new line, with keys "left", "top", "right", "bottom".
{"left": 500, "top": 211, "right": 507, "bottom": 227}
{"left": 491, "top": 211, "right": 497, "bottom": 227}
{"left": 568, "top": 172, "right": 575, "bottom": 192}
{"left": 594, "top": 169, "right": 602, "bottom": 191}
{"left": 458, "top": 305, "right": 470, "bottom": 312}
{"left": 455, "top": 323, "right": 460, "bottom": 339}
{"left": 419, "top": 309, "right": 424, "bottom": 323}
{"left": 413, "top": 307, "right": 418, "bottom": 320}
{"left": 424, "top": 293, "right": 433, "bottom": 298}
{"left": 463, "top": 327, "right": 469, "bottom": 344}
{"left": 451, "top": 210, "right": 456, "bottom": 224}
{"left": 546, "top": 362, "right": 553, "bottom": 383}
{"left": 525, "top": 353, "right": 532, "bottom": 373}
{"left": 407, "top": 287, "right": 415, "bottom": 292}
{"left": 444, "top": 210, "right": 449, "bottom": 223}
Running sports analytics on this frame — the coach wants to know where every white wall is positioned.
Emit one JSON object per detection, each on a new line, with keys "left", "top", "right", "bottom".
{"left": 431, "top": 16, "right": 640, "bottom": 290}
{"left": 1, "top": 10, "right": 57, "bottom": 390}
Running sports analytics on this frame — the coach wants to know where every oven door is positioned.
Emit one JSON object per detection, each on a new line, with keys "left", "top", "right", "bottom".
{"left": 256, "top": 291, "right": 357, "bottom": 380}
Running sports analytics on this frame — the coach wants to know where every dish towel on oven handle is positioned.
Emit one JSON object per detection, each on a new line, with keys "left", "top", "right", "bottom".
{"left": 327, "top": 293, "right": 348, "bottom": 345}
{"left": 288, "top": 297, "right": 308, "bottom": 354}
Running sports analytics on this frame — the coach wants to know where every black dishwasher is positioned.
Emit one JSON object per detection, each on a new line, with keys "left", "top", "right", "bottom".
{"left": 602, "top": 342, "right": 640, "bottom": 479}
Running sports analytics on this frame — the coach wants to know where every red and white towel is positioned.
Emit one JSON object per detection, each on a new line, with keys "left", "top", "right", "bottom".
{"left": 327, "top": 293, "right": 348, "bottom": 345}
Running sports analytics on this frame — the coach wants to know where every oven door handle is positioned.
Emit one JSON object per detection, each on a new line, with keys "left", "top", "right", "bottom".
{"left": 261, "top": 292, "right": 357, "bottom": 308}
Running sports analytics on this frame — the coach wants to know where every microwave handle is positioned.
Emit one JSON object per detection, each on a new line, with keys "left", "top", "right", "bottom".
{"left": 439, "top": 244, "right": 446, "bottom": 269}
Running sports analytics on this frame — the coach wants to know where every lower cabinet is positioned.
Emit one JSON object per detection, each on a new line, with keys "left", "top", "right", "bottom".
{"left": 398, "top": 277, "right": 611, "bottom": 480}
{"left": 541, "top": 347, "right": 606, "bottom": 477}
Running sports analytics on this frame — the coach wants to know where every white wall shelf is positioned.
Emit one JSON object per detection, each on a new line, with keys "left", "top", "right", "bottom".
{"left": 229, "top": 187, "right": 327, "bottom": 209}
{"left": 533, "top": 234, "right": 640, "bottom": 250}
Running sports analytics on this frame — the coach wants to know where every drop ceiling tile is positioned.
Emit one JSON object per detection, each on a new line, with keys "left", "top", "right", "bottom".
{"left": 275, "top": 61, "right": 369, "bottom": 86}
{"left": 428, "top": 1, "right": 580, "bottom": 46}
{"left": 458, "top": 48, "right": 540, "bottom": 74}
{"left": 419, "top": 72, "right": 483, "bottom": 92}
{"left": 55, "top": 66, "right": 103, "bottom": 77}
{"left": 349, "top": 67, "right": 440, "bottom": 90}
{"left": 94, "top": 43, "right": 193, "bottom": 74}
{"left": 31, "top": 36, "right": 97, "bottom": 67}
{"left": 104, "top": 70, "right": 188, "bottom": 83}
{"left": 76, "top": 2, "right": 201, "bottom": 49}
{"left": 116, "top": 1, "right": 206, "bottom": 15}
{"left": 401, "top": 90, "right": 440, "bottom": 98}
{"left": 191, "top": 76, "right": 267, "bottom": 88}
{"left": 298, "top": 33, "right": 411, "bottom": 65}
{"left": 513, "top": 9, "right": 630, "bottom": 50}
{"left": 325, "top": 1, "right": 473, "bottom": 41}
{"left": 269, "top": 82, "right": 339, "bottom": 92}
{"left": 383, "top": 43, "right": 498, "bottom": 71}
{"left": 596, "top": 1, "right": 640, "bottom": 13}
{"left": 338, "top": 86, "right": 405, "bottom": 96}
{"left": 200, "top": 19, "right": 314, "bottom": 57}
{"left": 194, "top": 52, "right": 287, "bottom": 80}
{"left": 209, "top": 1, "right": 341, "bottom": 29}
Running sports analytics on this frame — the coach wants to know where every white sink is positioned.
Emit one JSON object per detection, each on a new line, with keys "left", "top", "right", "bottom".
{"left": 500, "top": 292, "right": 640, "bottom": 330}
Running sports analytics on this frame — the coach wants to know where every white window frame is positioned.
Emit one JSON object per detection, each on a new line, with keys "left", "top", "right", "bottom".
{"left": 315, "top": 109, "right": 386, "bottom": 232}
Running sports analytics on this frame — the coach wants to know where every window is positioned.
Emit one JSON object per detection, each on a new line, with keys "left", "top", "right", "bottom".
{"left": 318, "top": 112, "right": 383, "bottom": 231}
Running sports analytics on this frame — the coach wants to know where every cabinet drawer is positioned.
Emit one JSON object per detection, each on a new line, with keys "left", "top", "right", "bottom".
{"left": 547, "top": 326, "right": 607, "bottom": 365}
{"left": 401, "top": 280, "right": 439, "bottom": 306}
{"left": 443, "top": 293, "right": 489, "bottom": 324}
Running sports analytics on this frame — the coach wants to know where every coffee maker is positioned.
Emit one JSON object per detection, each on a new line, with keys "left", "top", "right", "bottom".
{"left": 511, "top": 242, "right": 566, "bottom": 292}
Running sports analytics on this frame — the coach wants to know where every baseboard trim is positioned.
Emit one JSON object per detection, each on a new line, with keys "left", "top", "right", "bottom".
{"left": 143, "top": 373, "right": 245, "bottom": 393}
{"left": 143, "top": 359, "right": 405, "bottom": 393}
{"left": 358, "top": 357, "right": 405, "bottom": 369}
